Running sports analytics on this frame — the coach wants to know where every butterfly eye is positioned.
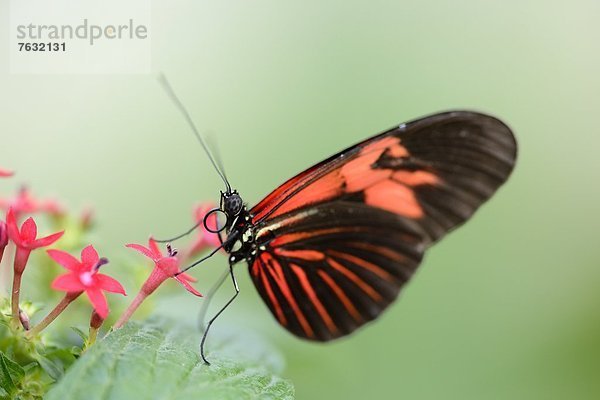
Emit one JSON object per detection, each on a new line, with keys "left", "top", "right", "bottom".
{"left": 203, "top": 208, "right": 228, "bottom": 234}
{"left": 223, "top": 193, "right": 243, "bottom": 216}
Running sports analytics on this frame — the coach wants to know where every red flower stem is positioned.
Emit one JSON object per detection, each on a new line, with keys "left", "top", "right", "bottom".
{"left": 28, "top": 292, "right": 81, "bottom": 336}
{"left": 114, "top": 290, "right": 147, "bottom": 329}
{"left": 11, "top": 248, "right": 31, "bottom": 322}
{"left": 11, "top": 272, "right": 23, "bottom": 322}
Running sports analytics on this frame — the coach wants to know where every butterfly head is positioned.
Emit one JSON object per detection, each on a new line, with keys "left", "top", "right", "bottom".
{"left": 222, "top": 190, "right": 244, "bottom": 218}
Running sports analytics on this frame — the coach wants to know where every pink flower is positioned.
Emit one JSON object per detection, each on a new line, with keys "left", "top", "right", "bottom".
{"left": 0, "top": 187, "right": 64, "bottom": 218}
{"left": 126, "top": 238, "right": 201, "bottom": 297}
{"left": 6, "top": 207, "right": 64, "bottom": 273}
{"left": 114, "top": 239, "right": 202, "bottom": 329}
{"left": 6, "top": 207, "right": 64, "bottom": 320}
{"left": 47, "top": 245, "right": 126, "bottom": 318}
{"left": 0, "top": 168, "right": 13, "bottom": 178}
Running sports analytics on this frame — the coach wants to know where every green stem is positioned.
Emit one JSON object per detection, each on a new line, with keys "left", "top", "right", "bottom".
{"left": 11, "top": 271, "right": 23, "bottom": 323}
{"left": 27, "top": 292, "right": 81, "bottom": 337}
{"left": 87, "top": 327, "right": 98, "bottom": 347}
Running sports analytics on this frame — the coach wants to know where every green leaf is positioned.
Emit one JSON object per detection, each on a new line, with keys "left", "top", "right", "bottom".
{"left": 46, "top": 318, "right": 294, "bottom": 400}
{"left": 0, "top": 352, "right": 19, "bottom": 395}
{"left": 70, "top": 326, "right": 88, "bottom": 343}
{"left": 37, "top": 347, "right": 79, "bottom": 382}
{"left": 36, "top": 356, "right": 63, "bottom": 381}
{"left": 0, "top": 352, "right": 24, "bottom": 382}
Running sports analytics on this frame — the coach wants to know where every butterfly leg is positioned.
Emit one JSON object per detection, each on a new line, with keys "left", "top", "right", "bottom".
{"left": 175, "top": 244, "right": 224, "bottom": 275}
{"left": 198, "top": 219, "right": 227, "bottom": 330}
{"left": 200, "top": 263, "right": 239, "bottom": 365}
{"left": 217, "top": 224, "right": 224, "bottom": 246}
{"left": 197, "top": 230, "right": 226, "bottom": 323}
{"left": 177, "top": 230, "right": 240, "bottom": 275}
{"left": 197, "top": 268, "right": 230, "bottom": 331}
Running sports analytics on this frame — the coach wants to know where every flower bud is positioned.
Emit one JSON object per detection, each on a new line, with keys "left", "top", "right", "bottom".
{"left": 90, "top": 309, "right": 105, "bottom": 330}
{"left": 19, "top": 308, "right": 30, "bottom": 330}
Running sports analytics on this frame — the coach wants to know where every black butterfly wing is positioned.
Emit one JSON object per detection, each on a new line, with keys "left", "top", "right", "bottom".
{"left": 247, "top": 110, "right": 517, "bottom": 340}
{"left": 249, "top": 202, "right": 426, "bottom": 340}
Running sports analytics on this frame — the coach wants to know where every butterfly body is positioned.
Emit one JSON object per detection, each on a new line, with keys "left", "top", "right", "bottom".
{"left": 211, "top": 110, "right": 517, "bottom": 345}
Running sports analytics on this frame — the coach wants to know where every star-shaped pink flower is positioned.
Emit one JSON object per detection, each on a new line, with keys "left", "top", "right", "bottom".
{"left": 6, "top": 207, "right": 64, "bottom": 320}
{"left": 6, "top": 207, "right": 64, "bottom": 273}
{"left": 47, "top": 245, "right": 126, "bottom": 319}
{"left": 126, "top": 238, "right": 201, "bottom": 297}
{"left": 0, "top": 168, "right": 13, "bottom": 178}
{"left": 114, "top": 239, "right": 202, "bottom": 329}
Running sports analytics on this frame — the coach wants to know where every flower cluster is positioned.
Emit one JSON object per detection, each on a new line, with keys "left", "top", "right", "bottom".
{"left": 0, "top": 167, "right": 219, "bottom": 397}
{"left": 0, "top": 186, "right": 63, "bottom": 218}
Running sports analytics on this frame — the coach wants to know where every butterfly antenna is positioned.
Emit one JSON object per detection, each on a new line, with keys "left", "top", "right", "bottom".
{"left": 206, "top": 133, "right": 230, "bottom": 189}
{"left": 157, "top": 73, "right": 232, "bottom": 193}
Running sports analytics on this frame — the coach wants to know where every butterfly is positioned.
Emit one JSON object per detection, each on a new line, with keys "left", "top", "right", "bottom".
{"left": 157, "top": 84, "right": 517, "bottom": 365}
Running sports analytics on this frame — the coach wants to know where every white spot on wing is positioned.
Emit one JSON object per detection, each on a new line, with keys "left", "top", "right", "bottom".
{"left": 255, "top": 208, "right": 320, "bottom": 239}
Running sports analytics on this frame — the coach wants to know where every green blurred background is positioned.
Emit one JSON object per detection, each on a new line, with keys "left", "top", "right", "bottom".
{"left": 1, "top": 0, "right": 599, "bottom": 398}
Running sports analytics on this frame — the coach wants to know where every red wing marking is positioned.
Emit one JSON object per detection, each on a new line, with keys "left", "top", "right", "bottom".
{"left": 252, "top": 135, "right": 418, "bottom": 223}
{"left": 261, "top": 253, "right": 314, "bottom": 338}
{"left": 256, "top": 262, "right": 287, "bottom": 326}
{"left": 262, "top": 169, "right": 344, "bottom": 219}
{"left": 345, "top": 241, "right": 409, "bottom": 263}
{"left": 386, "top": 143, "right": 409, "bottom": 158}
{"left": 392, "top": 170, "right": 439, "bottom": 186}
{"left": 328, "top": 250, "right": 394, "bottom": 281}
{"left": 327, "top": 257, "right": 382, "bottom": 302}
{"left": 364, "top": 180, "right": 423, "bottom": 218}
{"left": 290, "top": 264, "right": 338, "bottom": 334}
{"left": 269, "top": 227, "right": 353, "bottom": 247}
{"left": 340, "top": 150, "right": 392, "bottom": 192}
{"left": 317, "top": 270, "right": 363, "bottom": 323}
{"left": 273, "top": 248, "right": 325, "bottom": 261}
{"left": 361, "top": 136, "right": 402, "bottom": 154}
